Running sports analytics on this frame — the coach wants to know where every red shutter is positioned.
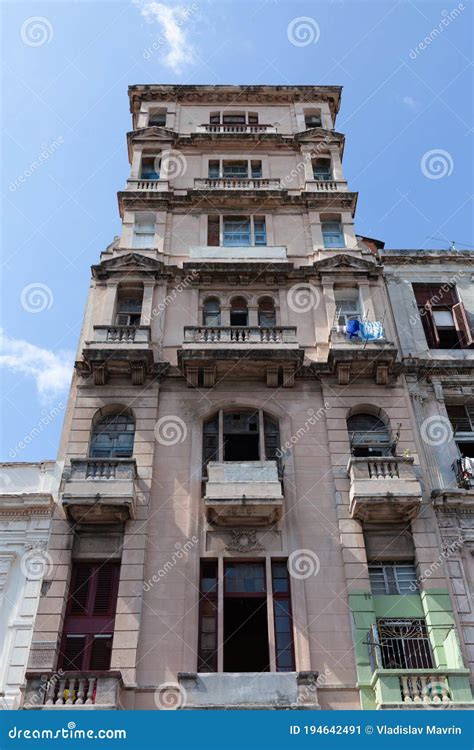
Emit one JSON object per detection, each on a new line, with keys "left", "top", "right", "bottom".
{"left": 92, "top": 564, "right": 117, "bottom": 615}
{"left": 452, "top": 302, "right": 473, "bottom": 347}
{"left": 207, "top": 216, "right": 219, "bottom": 246}
{"left": 90, "top": 636, "right": 113, "bottom": 670}
{"left": 68, "top": 564, "right": 92, "bottom": 615}
{"left": 420, "top": 303, "right": 440, "bottom": 348}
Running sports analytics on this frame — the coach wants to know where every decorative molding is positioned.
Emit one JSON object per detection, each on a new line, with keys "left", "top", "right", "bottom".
{"left": 225, "top": 529, "right": 265, "bottom": 553}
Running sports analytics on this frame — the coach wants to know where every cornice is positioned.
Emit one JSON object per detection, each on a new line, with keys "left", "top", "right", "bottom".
{"left": 0, "top": 494, "right": 54, "bottom": 516}
{"left": 379, "top": 249, "right": 474, "bottom": 265}
{"left": 128, "top": 84, "right": 343, "bottom": 116}
{"left": 91, "top": 252, "right": 180, "bottom": 281}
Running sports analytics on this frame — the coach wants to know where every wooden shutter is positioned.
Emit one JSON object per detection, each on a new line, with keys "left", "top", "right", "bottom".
{"left": 68, "top": 564, "right": 92, "bottom": 615}
{"left": 92, "top": 564, "right": 117, "bottom": 615}
{"left": 452, "top": 302, "right": 473, "bottom": 347}
{"left": 420, "top": 302, "right": 440, "bottom": 348}
{"left": 207, "top": 216, "right": 219, "bottom": 246}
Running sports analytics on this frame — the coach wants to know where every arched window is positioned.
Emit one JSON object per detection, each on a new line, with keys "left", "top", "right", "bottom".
{"left": 347, "top": 412, "right": 392, "bottom": 457}
{"left": 230, "top": 297, "right": 248, "bottom": 326}
{"left": 203, "top": 410, "right": 280, "bottom": 465}
{"left": 90, "top": 413, "right": 135, "bottom": 458}
{"left": 258, "top": 298, "right": 276, "bottom": 327}
{"left": 203, "top": 298, "right": 221, "bottom": 326}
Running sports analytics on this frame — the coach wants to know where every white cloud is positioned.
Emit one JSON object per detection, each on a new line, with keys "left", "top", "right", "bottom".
{"left": 0, "top": 329, "right": 74, "bottom": 402}
{"left": 137, "top": 1, "right": 197, "bottom": 71}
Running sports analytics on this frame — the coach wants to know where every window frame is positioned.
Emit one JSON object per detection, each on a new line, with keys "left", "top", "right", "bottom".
{"left": 368, "top": 561, "right": 419, "bottom": 595}
{"left": 321, "top": 220, "right": 345, "bottom": 249}
{"left": 89, "top": 413, "right": 135, "bottom": 459}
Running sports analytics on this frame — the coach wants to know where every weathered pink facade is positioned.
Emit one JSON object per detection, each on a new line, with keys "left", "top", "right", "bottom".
{"left": 23, "top": 85, "right": 473, "bottom": 711}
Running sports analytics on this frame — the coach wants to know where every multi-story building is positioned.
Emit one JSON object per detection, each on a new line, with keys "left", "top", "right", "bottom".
{"left": 21, "top": 85, "right": 473, "bottom": 711}
{"left": 382, "top": 248, "right": 474, "bottom": 689}
{"left": 0, "top": 462, "right": 58, "bottom": 709}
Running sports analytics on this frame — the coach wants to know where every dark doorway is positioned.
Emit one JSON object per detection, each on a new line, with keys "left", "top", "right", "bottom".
{"left": 224, "top": 598, "right": 270, "bottom": 672}
{"left": 224, "top": 434, "right": 259, "bottom": 461}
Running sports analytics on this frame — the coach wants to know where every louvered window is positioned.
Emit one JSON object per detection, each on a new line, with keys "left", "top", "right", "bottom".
{"left": 368, "top": 562, "right": 418, "bottom": 595}
{"left": 59, "top": 562, "right": 120, "bottom": 672}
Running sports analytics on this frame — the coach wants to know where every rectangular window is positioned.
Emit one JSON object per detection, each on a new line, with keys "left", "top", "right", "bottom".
{"left": 313, "top": 159, "right": 332, "bottom": 180}
{"left": 148, "top": 111, "right": 166, "bottom": 126}
{"left": 208, "top": 160, "right": 220, "bottom": 178}
{"left": 368, "top": 562, "right": 418, "bottom": 595}
{"left": 223, "top": 216, "right": 251, "bottom": 246}
{"left": 413, "top": 284, "right": 473, "bottom": 349}
{"left": 248, "top": 113, "right": 259, "bottom": 125}
{"left": 446, "top": 405, "right": 474, "bottom": 433}
{"left": 334, "top": 289, "right": 361, "bottom": 326}
{"left": 322, "top": 221, "right": 344, "bottom": 248}
{"left": 132, "top": 219, "right": 155, "bottom": 249}
{"left": 271, "top": 562, "right": 295, "bottom": 672}
{"left": 222, "top": 114, "right": 246, "bottom": 124}
{"left": 207, "top": 216, "right": 220, "bottom": 246}
{"left": 254, "top": 216, "right": 267, "bottom": 245}
{"left": 59, "top": 562, "right": 120, "bottom": 672}
{"left": 198, "top": 561, "right": 218, "bottom": 672}
{"left": 140, "top": 156, "right": 160, "bottom": 180}
{"left": 115, "top": 296, "right": 142, "bottom": 326}
{"left": 251, "top": 161, "right": 263, "bottom": 178}
{"left": 375, "top": 619, "right": 434, "bottom": 670}
{"left": 222, "top": 161, "right": 248, "bottom": 178}
{"left": 305, "top": 114, "right": 322, "bottom": 128}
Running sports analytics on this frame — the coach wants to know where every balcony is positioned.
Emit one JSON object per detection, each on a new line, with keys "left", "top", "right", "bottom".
{"left": 196, "top": 123, "right": 277, "bottom": 134}
{"left": 194, "top": 177, "right": 281, "bottom": 191}
{"left": 328, "top": 328, "right": 400, "bottom": 385}
{"left": 179, "top": 326, "right": 303, "bottom": 387}
{"left": 61, "top": 458, "right": 138, "bottom": 524}
{"left": 78, "top": 325, "right": 164, "bottom": 385}
{"left": 204, "top": 461, "right": 283, "bottom": 526}
{"left": 177, "top": 671, "right": 319, "bottom": 709}
{"left": 304, "top": 179, "right": 348, "bottom": 192}
{"left": 23, "top": 673, "right": 123, "bottom": 709}
{"left": 125, "top": 178, "right": 164, "bottom": 192}
{"left": 347, "top": 456, "right": 422, "bottom": 522}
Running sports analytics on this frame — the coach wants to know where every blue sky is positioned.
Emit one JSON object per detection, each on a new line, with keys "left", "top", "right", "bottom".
{"left": 1, "top": 0, "right": 473, "bottom": 462}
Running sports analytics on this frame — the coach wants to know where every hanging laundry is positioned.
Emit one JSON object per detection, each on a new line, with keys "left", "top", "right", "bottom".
{"left": 346, "top": 318, "right": 360, "bottom": 339}
{"left": 359, "top": 321, "right": 385, "bottom": 341}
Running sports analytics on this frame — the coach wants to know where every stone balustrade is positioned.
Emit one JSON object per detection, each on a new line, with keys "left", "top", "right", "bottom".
{"left": 23, "top": 673, "right": 122, "bottom": 709}
{"left": 305, "top": 179, "right": 348, "bottom": 192}
{"left": 126, "top": 179, "right": 163, "bottom": 191}
{"left": 347, "top": 456, "right": 422, "bottom": 522}
{"left": 61, "top": 459, "right": 138, "bottom": 524}
{"left": 196, "top": 123, "right": 276, "bottom": 134}
{"left": 399, "top": 674, "right": 451, "bottom": 704}
{"left": 89, "top": 325, "right": 151, "bottom": 345}
{"left": 183, "top": 326, "right": 298, "bottom": 345}
{"left": 194, "top": 177, "right": 281, "bottom": 190}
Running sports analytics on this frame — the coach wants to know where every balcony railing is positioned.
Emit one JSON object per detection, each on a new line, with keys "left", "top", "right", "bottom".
{"left": 183, "top": 326, "right": 298, "bottom": 345}
{"left": 194, "top": 177, "right": 281, "bottom": 191}
{"left": 306, "top": 180, "right": 348, "bottom": 192}
{"left": 61, "top": 459, "right": 138, "bottom": 524}
{"left": 347, "top": 456, "right": 422, "bottom": 522}
{"left": 23, "top": 673, "right": 122, "bottom": 709}
{"left": 86, "top": 325, "right": 151, "bottom": 345}
{"left": 196, "top": 123, "right": 276, "bottom": 134}
{"left": 126, "top": 178, "right": 163, "bottom": 191}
